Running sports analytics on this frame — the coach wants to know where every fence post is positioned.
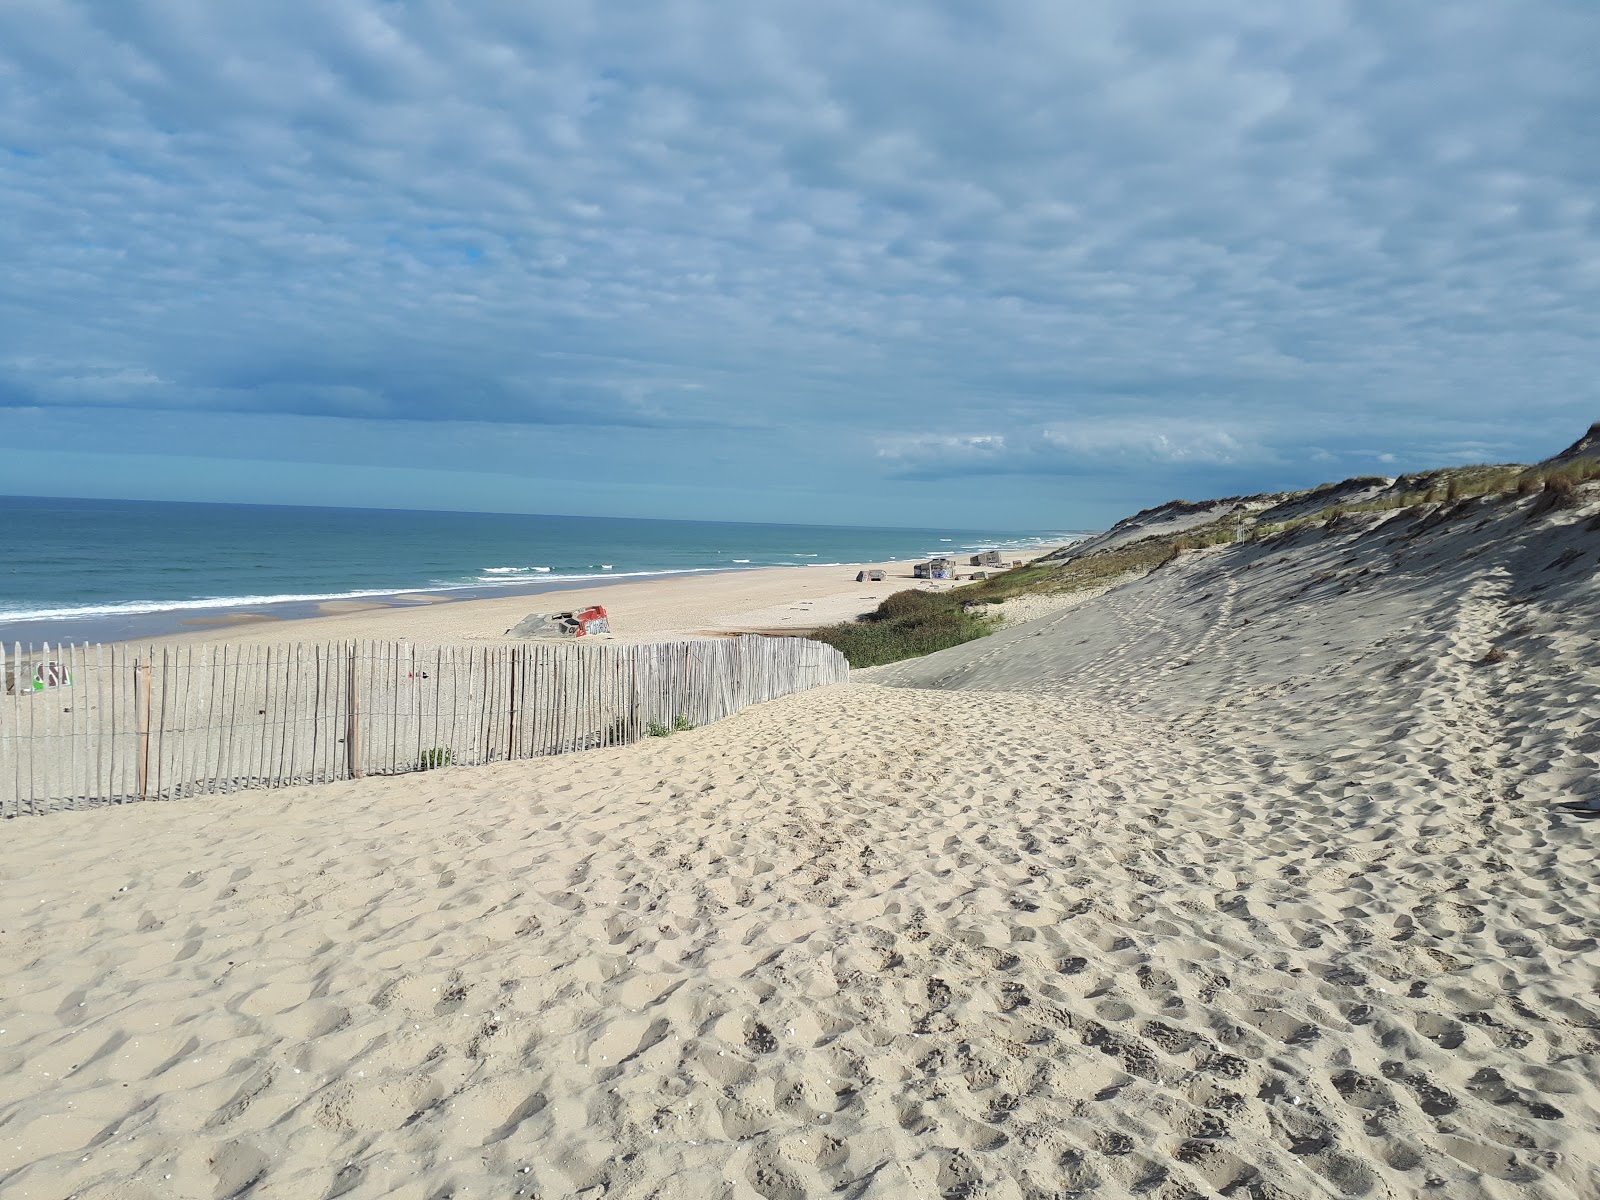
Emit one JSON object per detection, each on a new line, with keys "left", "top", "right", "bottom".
{"left": 507, "top": 645, "right": 520, "bottom": 761}
{"left": 346, "top": 644, "right": 363, "bottom": 779}
{"left": 136, "top": 655, "right": 151, "bottom": 803}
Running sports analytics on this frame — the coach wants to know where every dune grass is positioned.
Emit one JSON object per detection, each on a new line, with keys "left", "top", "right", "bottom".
{"left": 809, "top": 450, "right": 1599, "bottom": 669}
{"left": 807, "top": 588, "right": 998, "bottom": 668}
{"left": 809, "top": 538, "right": 1192, "bottom": 667}
{"left": 1247, "top": 456, "right": 1600, "bottom": 540}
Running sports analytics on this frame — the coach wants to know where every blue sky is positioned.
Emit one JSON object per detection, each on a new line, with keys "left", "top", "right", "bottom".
{"left": 1, "top": 1, "right": 1596, "bottom": 529}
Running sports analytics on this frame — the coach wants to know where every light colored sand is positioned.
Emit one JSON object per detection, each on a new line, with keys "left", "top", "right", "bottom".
{"left": 3, "top": 494, "right": 1599, "bottom": 1198}
{"left": 138, "top": 559, "right": 971, "bottom": 650}
{"left": 173, "top": 612, "right": 282, "bottom": 628}
{"left": 315, "top": 600, "right": 393, "bottom": 615}
{"left": 975, "top": 579, "right": 1140, "bottom": 631}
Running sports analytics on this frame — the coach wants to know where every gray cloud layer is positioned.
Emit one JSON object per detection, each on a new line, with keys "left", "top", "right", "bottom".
{"left": 2, "top": 1, "right": 1596, "bottom": 521}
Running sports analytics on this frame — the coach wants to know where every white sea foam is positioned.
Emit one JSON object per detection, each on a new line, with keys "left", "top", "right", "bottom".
{"left": 469, "top": 568, "right": 718, "bottom": 585}
{"left": 0, "top": 588, "right": 442, "bottom": 624}
{"left": 0, "top": 568, "right": 729, "bottom": 624}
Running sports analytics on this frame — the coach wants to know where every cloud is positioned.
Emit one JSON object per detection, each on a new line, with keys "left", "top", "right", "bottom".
{"left": 877, "top": 419, "right": 1270, "bottom": 479}
{"left": 0, "top": 1, "right": 1596, "bottom": 520}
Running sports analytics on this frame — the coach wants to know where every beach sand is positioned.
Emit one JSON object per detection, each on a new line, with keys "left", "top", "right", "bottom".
{"left": 137, "top": 558, "right": 966, "bottom": 650}
{"left": 3, "top": 497, "right": 1599, "bottom": 1198}
{"left": 174, "top": 613, "right": 284, "bottom": 629}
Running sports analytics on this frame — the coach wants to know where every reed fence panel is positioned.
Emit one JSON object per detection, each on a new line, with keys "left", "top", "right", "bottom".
{"left": 0, "top": 635, "right": 848, "bottom": 817}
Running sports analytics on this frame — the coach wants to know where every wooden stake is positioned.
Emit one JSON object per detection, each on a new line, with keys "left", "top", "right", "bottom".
{"left": 136, "top": 654, "right": 151, "bottom": 803}
{"left": 347, "top": 641, "right": 362, "bottom": 779}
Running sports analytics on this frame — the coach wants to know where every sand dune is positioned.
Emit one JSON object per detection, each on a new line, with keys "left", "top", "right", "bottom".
{"left": 3, "top": 489, "right": 1598, "bottom": 1198}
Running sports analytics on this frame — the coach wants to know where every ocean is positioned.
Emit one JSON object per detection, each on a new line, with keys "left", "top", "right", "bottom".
{"left": 0, "top": 496, "right": 1076, "bottom": 646}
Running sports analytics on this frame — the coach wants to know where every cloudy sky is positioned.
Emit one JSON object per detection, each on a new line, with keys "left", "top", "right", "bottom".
{"left": 2, "top": 1, "right": 1596, "bottom": 528}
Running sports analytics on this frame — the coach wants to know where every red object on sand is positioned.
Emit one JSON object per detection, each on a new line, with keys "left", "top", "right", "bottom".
{"left": 575, "top": 605, "right": 610, "bottom": 636}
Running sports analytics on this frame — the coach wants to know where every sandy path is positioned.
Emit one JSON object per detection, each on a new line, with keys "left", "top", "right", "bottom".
{"left": 3, "top": 497, "right": 1598, "bottom": 1198}
{"left": 4, "top": 674, "right": 1599, "bottom": 1199}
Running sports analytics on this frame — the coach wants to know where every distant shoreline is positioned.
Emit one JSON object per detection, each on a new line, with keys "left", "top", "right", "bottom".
{"left": 0, "top": 495, "right": 1080, "bottom": 648}
{"left": 0, "top": 565, "right": 754, "bottom": 648}
{"left": 35, "top": 550, "right": 1065, "bottom": 653}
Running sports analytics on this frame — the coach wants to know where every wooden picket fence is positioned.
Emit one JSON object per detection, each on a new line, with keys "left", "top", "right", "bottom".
{"left": 0, "top": 636, "right": 848, "bottom": 817}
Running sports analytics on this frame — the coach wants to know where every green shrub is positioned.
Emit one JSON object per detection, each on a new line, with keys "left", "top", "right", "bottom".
{"left": 874, "top": 589, "right": 954, "bottom": 621}
{"left": 809, "top": 588, "right": 997, "bottom": 668}
{"left": 418, "top": 747, "right": 454, "bottom": 770}
{"left": 643, "top": 715, "right": 697, "bottom": 737}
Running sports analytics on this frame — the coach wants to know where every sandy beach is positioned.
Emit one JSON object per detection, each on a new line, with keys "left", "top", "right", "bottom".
{"left": 3, "top": 492, "right": 1599, "bottom": 1199}
{"left": 138, "top": 558, "right": 972, "bottom": 650}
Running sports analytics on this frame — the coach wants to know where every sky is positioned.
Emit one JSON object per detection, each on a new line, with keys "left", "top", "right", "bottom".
{"left": 1, "top": 1, "right": 1597, "bottom": 530}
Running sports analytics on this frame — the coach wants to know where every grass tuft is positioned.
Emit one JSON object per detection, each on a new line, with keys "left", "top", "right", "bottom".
{"left": 805, "top": 452, "right": 1599, "bottom": 671}
{"left": 807, "top": 589, "right": 997, "bottom": 668}
{"left": 645, "top": 714, "right": 698, "bottom": 737}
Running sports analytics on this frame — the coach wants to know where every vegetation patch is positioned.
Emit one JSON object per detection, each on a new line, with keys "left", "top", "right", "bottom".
{"left": 646, "top": 714, "right": 697, "bottom": 737}
{"left": 808, "top": 448, "right": 1599, "bottom": 671}
{"left": 807, "top": 588, "right": 998, "bottom": 668}
{"left": 810, "top": 531, "right": 1218, "bottom": 668}
{"left": 1249, "top": 457, "right": 1600, "bottom": 540}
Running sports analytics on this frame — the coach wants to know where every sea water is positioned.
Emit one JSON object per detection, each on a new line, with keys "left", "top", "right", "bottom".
{"left": 0, "top": 496, "right": 1076, "bottom": 644}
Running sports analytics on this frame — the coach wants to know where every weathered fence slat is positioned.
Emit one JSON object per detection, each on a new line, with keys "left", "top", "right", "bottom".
{"left": 0, "top": 634, "right": 846, "bottom": 814}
